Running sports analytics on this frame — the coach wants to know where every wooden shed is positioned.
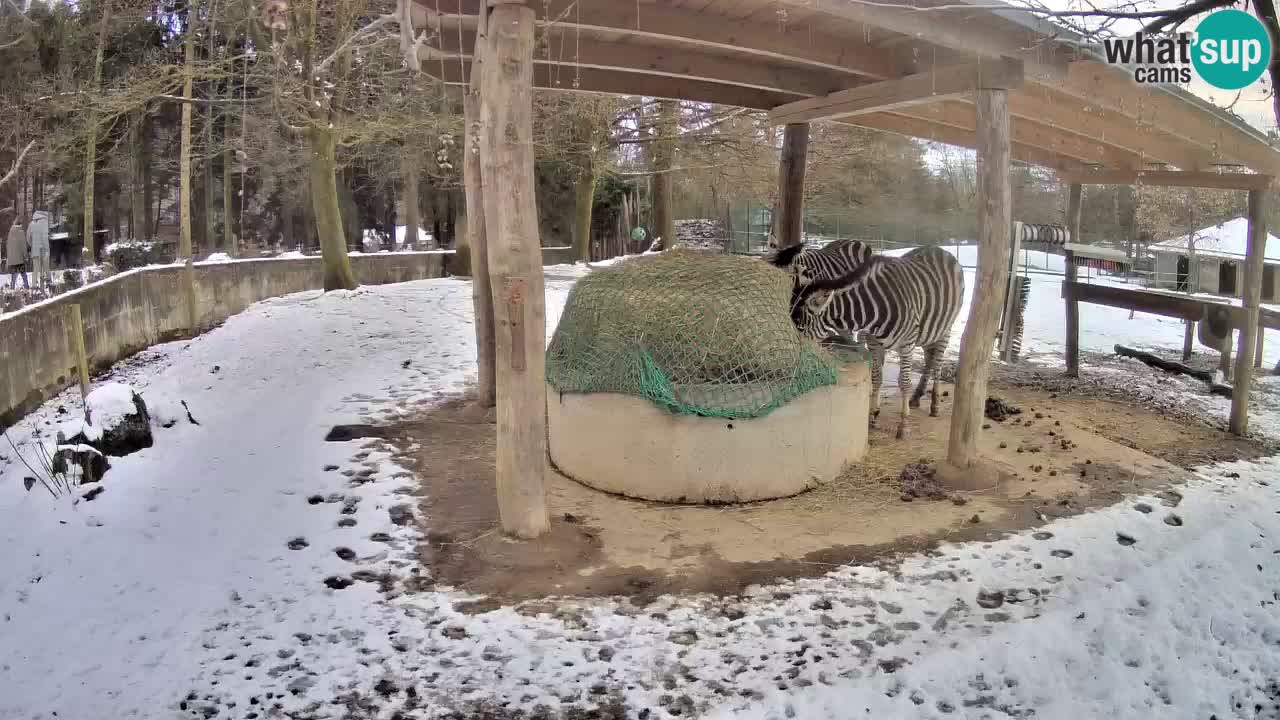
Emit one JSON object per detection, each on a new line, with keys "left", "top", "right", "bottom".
{"left": 411, "top": 0, "right": 1280, "bottom": 537}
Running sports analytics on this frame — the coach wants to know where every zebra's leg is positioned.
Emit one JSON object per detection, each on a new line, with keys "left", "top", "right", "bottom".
{"left": 929, "top": 339, "right": 950, "bottom": 417}
{"left": 911, "top": 343, "right": 936, "bottom": 410}
{"left": 868, "top": 341, "right": 885, "bottom": 428}
{"left": 906, "top": 343, "right": 926, "bottom": 407}
{"left": 896, "top": 346, "right": 913, "bottom": 440}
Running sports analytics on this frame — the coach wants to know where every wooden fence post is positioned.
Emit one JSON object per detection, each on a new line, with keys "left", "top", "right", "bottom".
{"left": 1064, "top": 183, "right": 1082, "bottom": 377}
{"left": 1230, "top": 189, "right": 1267, "bottom": 435}
{"left": 68, "top": 303, "right": 91, "bottom": 406}
{"left": 183, "top": 258, "right": 198, "bottom": 335}
{"left": 941, "top": 86, "right": 1011, "bottom": 490}
{"left": 479, "top": 0, "right": 550, "bottom": 539}
{"left": 773, "top": 123, "right": 809, "bottom": 249}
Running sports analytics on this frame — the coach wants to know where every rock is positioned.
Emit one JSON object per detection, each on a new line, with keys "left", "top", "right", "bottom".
{"left": 84, "top": 384, "right": 154, "bottom": 457}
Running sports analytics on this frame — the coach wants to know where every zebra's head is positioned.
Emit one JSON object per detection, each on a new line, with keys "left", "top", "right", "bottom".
{"left": 789, "top": 286, "right": 838, "bottom": 340}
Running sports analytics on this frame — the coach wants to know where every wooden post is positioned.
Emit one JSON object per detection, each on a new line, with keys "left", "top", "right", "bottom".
{"left": 773, "top": 123, "right": 810, "bottom": 249}
{"left": 1219, "top": 329, "right": 1233, "bottom": 381}
{"left": 463, "top": 8, "right": 496, "bottom": 408}
{"left": 1256, "top": 327, "right": 1266, "bottom": 369}
{"left": 1229, "top": 189, "right": 1267, "bottom": 435}
{"left": 1182, "top": 320, "right": 1195, "bottom": 361}
{"left": 68, "top": 304, "right": 91, "bottom": 405}
{"left": 999, "top": 221, "right": 1023, "bottom": 361}
{"left": 1064, "top": 183, "right": 1083, "bottom": 377}
{"left": 478, "top": 1, "right": 550, "bottom": 539}
{"left": 941, "top": 87, "right": 1011, "bottom": 489}
{"left": 183, "top": 258, "right": 198, "bottom": 334}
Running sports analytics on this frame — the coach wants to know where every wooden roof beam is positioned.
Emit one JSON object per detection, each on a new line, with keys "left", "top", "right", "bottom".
{"left": 768, "top": 58, "right": 1023, "bottom": 125}
{"left": 1053, "top": 61, "right": 1280, "bottom": 175}
{"left": 1057, "top": 169, "right": 1275, "bottom": 190}
{"left": 428, "top": 60, "right": 802, "bottom": 110}
{"left": 786, "top": 0, "right": 1072, "bottom": 82}
{"left": 897, "top": 100, "right": 1147, "bottom": 168}
{"left": 1009, "top": 87, "right": 1215, "bottom": 171}
{"left": 844, "top": 112, "right": 1089, "bottom": 172}
{"left": 424, "top": 30, "right": 858, "bottom": 98}
{"left": 418, "top": 0, "right": 913, "bottom": 81}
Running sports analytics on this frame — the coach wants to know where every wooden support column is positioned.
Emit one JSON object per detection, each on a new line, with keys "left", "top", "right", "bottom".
{"left": 1256, "top": 328, "right": 1266, "bottom": 369}
{"left": 1230, "top": 189, "right": 1267, "bottom": 435}
{"left": 463, "top": 7, "right": 495, "bottom": 408}
{"left": 478, "top": 0, "right": 549, "bottom": 538}
{"left": 773, "top": 123, "right": 809, "bottom": 249}
{"left": 941, "top": 86, "right": 1012, "bottom": 490}
{"left": 1064, "top": 183, "right": 1083, "bottom": 377}
{"left": 1182, "top": 320, "right": 1195, "bottom": 361}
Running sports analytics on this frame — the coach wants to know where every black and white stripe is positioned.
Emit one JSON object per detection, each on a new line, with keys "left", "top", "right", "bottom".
{"left": 791, "top": 246, "right": 965, "bottom": 439}
{"left": 764, "top": 239, "right": 875, "bottom": 288}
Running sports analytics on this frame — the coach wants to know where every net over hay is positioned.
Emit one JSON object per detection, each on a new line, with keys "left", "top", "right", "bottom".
{"left": 546, "top": 250, "right": 839, "bottom": 418}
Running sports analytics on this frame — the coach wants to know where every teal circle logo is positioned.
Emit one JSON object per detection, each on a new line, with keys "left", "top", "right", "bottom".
{"left": 1192, "top": 9, "right": 1272, "bottom": 90}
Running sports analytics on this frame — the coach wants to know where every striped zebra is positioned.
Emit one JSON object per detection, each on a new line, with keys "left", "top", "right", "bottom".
{"left": 789, "top": 246, "right": 965, "bottom": 439}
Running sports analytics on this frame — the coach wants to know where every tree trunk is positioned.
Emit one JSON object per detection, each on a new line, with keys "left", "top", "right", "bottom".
{"left": 308, "top": 125, "right": 357, "bottom": 291}
{"left": 130, "top": 111, "right": 147, "bottom": 241}
{"left": 142, "top": 123, "right": 153, "bottom": 241}
{"left": 223, "top": 144, "right": 235, "bottom": 255}
{"left": 943, "top": 87, "right": 1011, "bottom": 488}
{"left": 82, "top": 0, "right": 115, "bottom": 264}
{"left": 773, "top": 122, "right": 809, "bottom": 249}
{"left": 178, "top": 3, "right": 195, "bottom": 260}
{"left": 478, "top": 1, "right": 549, "bottom": 538}
{"left": 464, "top": 9, "right": 495, "bottom": 407}
{"left": 402, "top": 151, "right": 420, "bottom": 249}
{"left": 572, "top": 165, "right": 596, "bottom": 263}
{"left": 651, "top": 100, "right": 678, "bottom": 250}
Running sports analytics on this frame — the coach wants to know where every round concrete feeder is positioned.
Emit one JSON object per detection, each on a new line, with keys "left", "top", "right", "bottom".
{"left": 547, "top": 362, "right": 871, "bottom": 504}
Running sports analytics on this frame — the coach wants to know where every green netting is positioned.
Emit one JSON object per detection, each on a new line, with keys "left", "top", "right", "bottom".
{"left": 546, "top": 250, "right": 840, "bottom": 419}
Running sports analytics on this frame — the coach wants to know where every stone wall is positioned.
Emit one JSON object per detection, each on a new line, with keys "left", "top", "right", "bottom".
{"left": 1, "top": 249, "right": 573, "bottom": 430}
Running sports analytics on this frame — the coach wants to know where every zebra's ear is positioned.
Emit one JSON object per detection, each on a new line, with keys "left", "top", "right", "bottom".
{"left": 805, "top": 289, "right": 833, "bottom": 314}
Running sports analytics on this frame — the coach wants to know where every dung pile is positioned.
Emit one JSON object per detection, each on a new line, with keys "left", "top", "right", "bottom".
{"left": 673, "top": 219, "right": 728, "bottom": 252}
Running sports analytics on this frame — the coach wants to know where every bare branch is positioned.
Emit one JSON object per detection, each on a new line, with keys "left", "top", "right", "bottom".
{"left": 316, "top": 13, "right": 397, "bottom": 73}
{"left": 3, "top": 0, "right": 35, "bottom": 24}
{"left": 0, "top": 140, "right": 37, "bottom": 191}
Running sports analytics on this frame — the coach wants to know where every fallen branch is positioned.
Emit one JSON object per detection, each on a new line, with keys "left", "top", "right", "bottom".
{"left": 1114, "top": 344, "right": 1233, "bottom": 398}
{"left": 0, "top": 140, "right": 37, "bottom": 190}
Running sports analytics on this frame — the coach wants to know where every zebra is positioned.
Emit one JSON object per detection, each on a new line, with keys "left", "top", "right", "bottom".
{"left": 789, "top": 246, "right": 965, "bottom": 440}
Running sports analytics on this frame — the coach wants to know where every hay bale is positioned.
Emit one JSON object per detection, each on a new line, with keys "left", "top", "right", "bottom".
{"left": 546, "top": 249, "right": 838, "bottom": 418}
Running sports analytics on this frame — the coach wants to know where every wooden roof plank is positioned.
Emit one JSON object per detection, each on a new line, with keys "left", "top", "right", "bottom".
{"left": 1057, "top": 169, "right": 1275, "bottom": 190}
{"left": 768, "top": 58, "right": 1023, "bottom": 125}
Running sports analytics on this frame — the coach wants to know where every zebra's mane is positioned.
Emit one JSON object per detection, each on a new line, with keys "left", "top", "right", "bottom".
{"left": 763, "top": 243, "right": 807, "bottom": 269}
{"left": 795, "top": 253, "right": 889, "bottom": 296}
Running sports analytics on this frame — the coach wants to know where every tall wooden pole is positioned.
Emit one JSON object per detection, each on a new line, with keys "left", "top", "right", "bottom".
{"left": 1064, "top": 183, "right": 1083, "bottom": 377}
{"left": 464, "top": 7, "right": 496, "bottom": 407}
{"left": 1229, "top": 189, "right": 1267, "bottom": 435}
{"left": 773, "top": 123, "right": 809, "bottom": 249}
{"left": 942, "top": 87, "right": 1011, "bottom": 489}
{"left": 479, "top": 1, "right": 549, "bottom": 539}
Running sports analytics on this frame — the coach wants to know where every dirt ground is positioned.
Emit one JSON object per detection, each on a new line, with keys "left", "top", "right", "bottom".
{"left": 390, "top": 383, "right": 1269, "bottom": 612}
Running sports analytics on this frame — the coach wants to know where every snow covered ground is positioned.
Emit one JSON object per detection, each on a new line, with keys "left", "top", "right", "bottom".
{"left": 0, "top": 252, "right": 1278, "bottom": 719}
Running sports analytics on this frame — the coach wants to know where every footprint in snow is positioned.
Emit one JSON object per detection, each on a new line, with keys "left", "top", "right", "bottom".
{"left": 1116, "top": 532, "right": 1138, "bottom": 546}
{"left": 1164, "top": 514, "right": 1183, "bottom": 527}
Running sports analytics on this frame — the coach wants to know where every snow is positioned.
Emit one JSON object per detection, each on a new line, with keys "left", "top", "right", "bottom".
{"left": 1153, "top": 216, "right": 1280, "bottom": 262}
{"left": 0, "top": 251, "right": 1278, "bottom": 719}
{"left": 85, "top": 382, "right": 139, "bottom": 428}
{"left": 202, "top": 252, "right": 234, "bottom": 263}
{"left": 361, "top": 225, "right": 434, "bottom": 250}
